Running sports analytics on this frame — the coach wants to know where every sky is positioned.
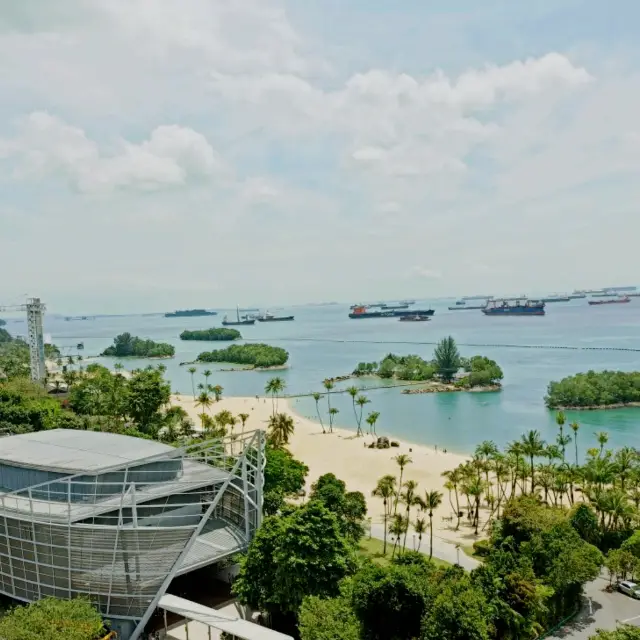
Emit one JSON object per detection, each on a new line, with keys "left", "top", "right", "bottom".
{"left": 1, "top": 0, "right": 640, "bottom": 314}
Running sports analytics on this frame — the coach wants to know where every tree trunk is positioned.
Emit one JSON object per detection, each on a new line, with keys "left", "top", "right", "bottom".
{"left": 429, "top": 513, "right": 434, "bottom": 560}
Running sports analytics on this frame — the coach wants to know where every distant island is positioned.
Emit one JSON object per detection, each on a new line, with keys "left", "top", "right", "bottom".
{"left": 101, "top": 332, "right": 175, "bottom": 358}
{"left": 196, "top": 343, "right": 288, "bottom": 368}
{"left": 165, "top": 309, "right": 217, "bottom": 318}
{"left": 545, "top": 370, "right": 640, "bottom": 409}
{"left": 352, "top": 337, "right": 503, "bottom": 392}
{"left": 180, "top": 328, "right": 241, "bottom": 341}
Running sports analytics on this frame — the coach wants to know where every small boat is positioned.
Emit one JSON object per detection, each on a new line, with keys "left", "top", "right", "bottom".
{"left": 588, "top": 296, "right": 631, "bottom": 306}
{"left": 380, "top": 303, "right": 409, "bottom": 310}
{"left": 257, "top": 311, "right": 295, "bottom": 322}
{"left": 222, "top": 306, "right": 256, "bottom": 326}
{"left": 399, "top": 299, "right": 416, "bottom": 305}
{"left": 76, "top": 343, "right": 84, "bottom": 350}
{"left": 399, "top": 314, "right": 430, "bottom": 322}
{"left": 482, "top": 299, "right": 545, "bottom": 316}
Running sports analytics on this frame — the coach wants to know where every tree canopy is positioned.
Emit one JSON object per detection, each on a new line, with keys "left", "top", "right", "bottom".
{"left": 546, "top": 370, "right": 640, "bottom": 408}
{"left": 0, "top": 597, "right": 106, "bottom": 640}
{"left": 180, "top": 328, "right": 241, "bottom": 341}
{"left": 101, "top": 332, "right": 175, "bottom": 358}
{"left": 352, "top": 340, "right": 502, "bottom": 387}
{"left": 263, "top": 444, "right": 309, "bottom": 515}
{"left": 197, "top": 343, "right": 289, "bottom": 368}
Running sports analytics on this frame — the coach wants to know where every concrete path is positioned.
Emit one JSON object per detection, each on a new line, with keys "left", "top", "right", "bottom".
{"left": 548, "top": 574, "right": 640, "bottom": 639}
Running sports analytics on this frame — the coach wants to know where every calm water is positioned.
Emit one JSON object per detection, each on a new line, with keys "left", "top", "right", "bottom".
{"left": 6, "top": 299, "right": 640, "bottom": 458}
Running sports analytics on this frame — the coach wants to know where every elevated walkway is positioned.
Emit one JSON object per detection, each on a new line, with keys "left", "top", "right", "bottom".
{"left": 158, "top": 594, "right": 293, "bottom": 640}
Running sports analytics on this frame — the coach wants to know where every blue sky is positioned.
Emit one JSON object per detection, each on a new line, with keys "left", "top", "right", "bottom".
{"left": 0, "top": 1, "right": 639, "bottom": 313}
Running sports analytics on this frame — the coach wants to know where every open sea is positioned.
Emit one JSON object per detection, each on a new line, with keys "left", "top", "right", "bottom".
{"left": 5, "top": 298, "right": 640, "bottom": 459}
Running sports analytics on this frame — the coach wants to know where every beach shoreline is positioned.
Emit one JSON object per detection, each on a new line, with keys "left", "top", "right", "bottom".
{"left": 171, "top": 392, "right": 477, "bottom": 546}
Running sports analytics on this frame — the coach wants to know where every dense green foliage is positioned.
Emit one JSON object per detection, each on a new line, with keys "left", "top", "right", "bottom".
{"left": 234, "top": 501, "right": 357, "bottom": 626}
{"left": 263, "top": 445, "right": 309, "bottom": 515}
{"left": 434, "top": 336, "right": 461, "bottom": 382}
{"left": 546, "top": 370, "right": 640, "bottom": 408}
{"left": 458, "top": 356, "right": 504, "bottom": 388}
{"left": 0, "top": 328, "right": 61, "bottom": 380}
{"left": 0, "top": 327, "right": 11, "bottom": 342}
{"left": 197, "top": 343, "right": 289, "bottom": 367}
{"left": 352, "top": 340, "right": 502, "bottom": 387}
{"left": 69, "top": 364, "right": 171, "bottom": 435}
{"left": 299, "top": 595, "right": 361, "bottom": 640}
{"left": 0, "top": 379, "right": 83, "bottom": 434}
{"left": 590, "top": 626, "right": 640, "bottom": 639}
{"left": 0, "top": 318, "right": 6, "bottom": 327}
{"left": 180, "top": 327, "right": 241, "bottom": 341}
{"left": 0, "top": 597, "right": 106, "bottom": 640}
{"left": 101, "top": 332, "right": 175, "bottom": 358}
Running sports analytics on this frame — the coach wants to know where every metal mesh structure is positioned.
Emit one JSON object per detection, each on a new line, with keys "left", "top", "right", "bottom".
{"left": 0, "top": 429, "right": 265, "bottom": 639}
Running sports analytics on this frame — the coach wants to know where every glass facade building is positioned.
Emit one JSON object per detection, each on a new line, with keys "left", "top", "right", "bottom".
{"left": 0, "top": 428, "right": 265, "bottom": 639}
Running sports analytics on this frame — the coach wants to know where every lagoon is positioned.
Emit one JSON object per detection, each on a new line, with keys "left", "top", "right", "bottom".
{"left": 13, "top": 297, "right": 640, "bottom": 458}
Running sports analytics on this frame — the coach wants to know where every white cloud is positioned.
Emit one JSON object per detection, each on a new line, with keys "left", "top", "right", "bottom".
{"left": 0, "top": 0, "right": 638, "bottom": 311}
{"left": 0, "top": 112, "right": 222, "bottom": 193}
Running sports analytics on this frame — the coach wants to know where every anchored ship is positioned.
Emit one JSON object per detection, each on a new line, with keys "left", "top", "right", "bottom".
{"left": 588, "top": 296, "right": 631, "bottom": 306}
{"left": 256, "top": 311, "right": 295, "bottom": 322}
{"left": 222, "top": 306, "right": 256, "bottom": 326}
{"left": 399, "top": 314, "right": 430, "bottom": 322}
{"left": 349, "top": 305, "right": 435, "bottom": 319}
{"left": 165, "top": 309, "right": 217, "bottom": 318}
{"left": 540, "top": 295, "right": 571, "bottom": 303}
{"left": 448, "top": 299, "right": 489, "bottom": 310}
{"left": 482, "top": 299, "right": 545, "bottom": 316}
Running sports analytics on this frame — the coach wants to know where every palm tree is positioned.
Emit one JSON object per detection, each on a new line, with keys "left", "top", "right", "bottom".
{"left": 195, "top": 392, "right": 212, "bottom": 424}
{"left": 355, "top": 395, "right": 370, "bottom": 436}
{"left": 203, "top": 369, "right": 212, "bottom": 390}
{"left": 265, "top": 377, "right": 285, "bottom": 415}
{"left": 389, "top": 514, "right": 408, "bottom": 558}
{"left": 312, "top": 392, "right": 325, "bottom": 434}
{"left": 323, "top": 379, "right": 334, "bottom": 428}
{"left": 401, "top": 480, "right": 420, "bottom": 552}
{"left": 347, "top": 386, "right": 359, "bottom": 431}
{"left": 520, "top": 430, "right": 546, "bottom": 493}
{"left": 268, "top": 412, "right": 295, "bottom": 447}
{"left": 328, "top": 407, "right": 339, "bottom": 432}
{"left": 423, "top": 490, "right": 443, "bottom": 559}
{"left": 212, "top": 384, "right": 223, "bottom": 402}
{"left": 596, "top": 431, "right": 609, "bottom": 457}
{"left": 238, "top": 413, "right": 250, "bottom": 437}
{"left": 570, "top": 421, "right": 580, "bottom": 465}
{"left": 366, "top": 411, "right": 380, "bottom": 438}
{"left": 442, "top": 469, "right": 462, "bottom": 529}
{"left": 188, "top": 366, "right": 197, "bottom": 397}
{"left": 372, "top": 475, "right": 396, "bottom": 554}
{"left": 433, "top": 336, "right": 461, "bottom": 382}
{"left": 464, "top": 477, "right": 484, "bottom": 535}
{"left": 413, "top": 517, "right": 427, "bottom": 552}
{"left": 393, "top": 454, "right": 412, "bottom": 516}
{"left": 556, "top": 411, "right": 566, "bottom": 461}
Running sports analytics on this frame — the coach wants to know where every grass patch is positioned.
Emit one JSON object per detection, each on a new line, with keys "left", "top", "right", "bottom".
{"left": 357, "top": 537, "right": 450, "bottom": 568}
{"left": 461, "top": 543, "right": 486, "bottom": 560}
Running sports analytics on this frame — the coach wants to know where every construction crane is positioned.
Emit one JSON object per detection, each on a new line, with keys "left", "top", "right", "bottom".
{"left": 0, "top": 298, "right": 46, "bottom": 383}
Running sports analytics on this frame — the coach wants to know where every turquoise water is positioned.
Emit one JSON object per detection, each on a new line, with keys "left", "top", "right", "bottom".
{"left": 8, "top": 298, "right": 640, "bottom": 458}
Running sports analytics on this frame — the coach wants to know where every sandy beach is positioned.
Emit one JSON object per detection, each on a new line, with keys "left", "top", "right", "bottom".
{"left": 172, "top": 393, "right": 477, "bottom": 546}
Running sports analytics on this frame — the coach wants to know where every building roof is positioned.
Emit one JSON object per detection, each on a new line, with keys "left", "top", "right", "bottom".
{"left": 0, "top": 429, "right": 175, "bottom": 474}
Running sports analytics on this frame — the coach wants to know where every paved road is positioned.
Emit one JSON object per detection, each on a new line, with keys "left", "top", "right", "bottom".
{"left": 548, "top": 574, "right": 640, "bottom": 639}
{"left": 369, "top": 522, "right": 480, "bottom": 571}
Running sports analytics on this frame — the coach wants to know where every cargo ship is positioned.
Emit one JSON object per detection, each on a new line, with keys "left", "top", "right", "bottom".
{"left": 482, "top": 299, "right": 545, "bottom": 316}
{"left": 588, "top": 296, "right": 631, "bottom": 306}
{"left": 256, "top": 311, "right": 295, "bottom": 322}
{"left": 165, "top": 309, "right": 217, "bottom": 318}
{"left": 222, "top": 306, "right": 256, "bottom": 326}
{"left": 349, "top": 305, "right": 435, "bottom": 319}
